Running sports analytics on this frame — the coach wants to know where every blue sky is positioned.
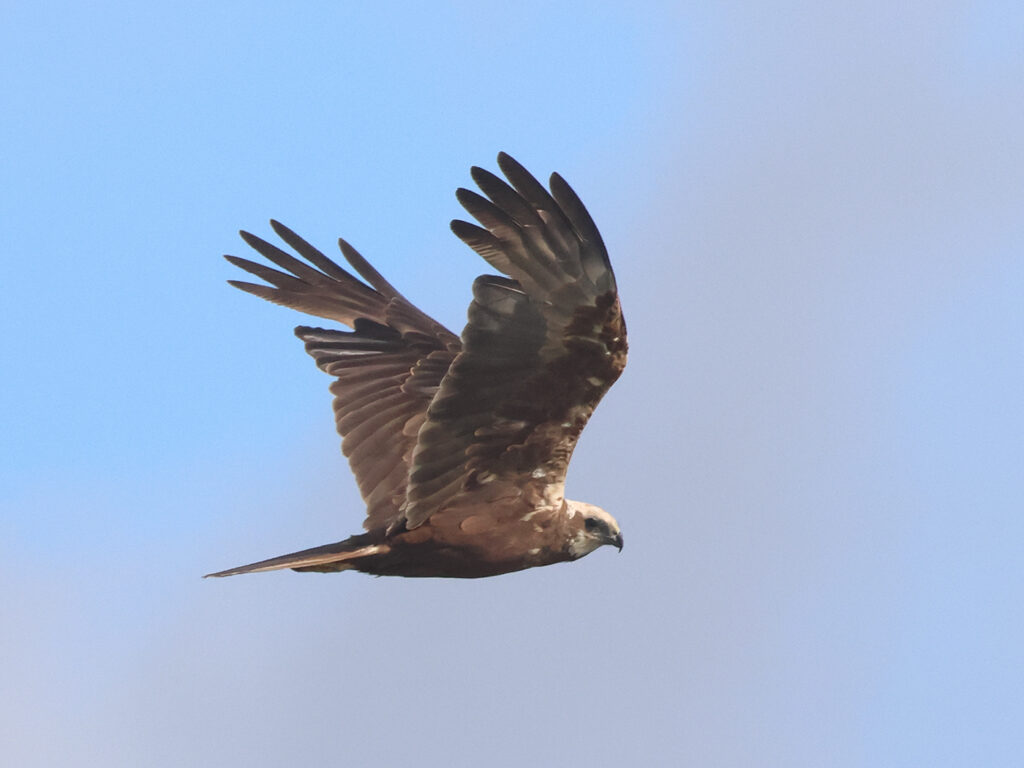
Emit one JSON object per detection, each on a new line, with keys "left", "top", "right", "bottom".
{"left": 2, "top": 2, "right": 1022, "bottom": 765}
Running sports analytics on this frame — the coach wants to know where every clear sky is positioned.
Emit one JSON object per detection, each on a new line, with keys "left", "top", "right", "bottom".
{"left": 2, "top": 2, "right": 1022, "bottom": 765}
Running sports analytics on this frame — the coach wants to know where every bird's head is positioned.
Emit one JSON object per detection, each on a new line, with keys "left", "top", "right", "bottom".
{"left": 565, "top": 500, "right": 624, "bottom": 558}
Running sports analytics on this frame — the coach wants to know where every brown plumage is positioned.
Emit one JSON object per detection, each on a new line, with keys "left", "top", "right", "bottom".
{"left": 206, "top": 153, "right": 627, "bottom": 579}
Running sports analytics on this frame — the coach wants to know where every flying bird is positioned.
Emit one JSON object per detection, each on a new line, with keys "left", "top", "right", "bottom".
{"left": 207, "top": 153, "right": 627, "bottom": 579}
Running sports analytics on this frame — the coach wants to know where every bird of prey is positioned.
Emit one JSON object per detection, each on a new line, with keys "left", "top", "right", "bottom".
{"left": 206, "top": 153, "right": 627, "bottom": 579}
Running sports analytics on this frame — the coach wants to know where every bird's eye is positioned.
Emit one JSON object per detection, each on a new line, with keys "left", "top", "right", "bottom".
{"left": 585, "top": 518, "right": 602, "bottom": 532}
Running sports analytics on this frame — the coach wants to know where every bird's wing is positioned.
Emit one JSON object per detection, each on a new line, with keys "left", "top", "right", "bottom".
{"left": 227, "top": 220, "right": 460, "bottom": 532}
{"left": 402, "top": 153, "right": 627, "bottom": 528}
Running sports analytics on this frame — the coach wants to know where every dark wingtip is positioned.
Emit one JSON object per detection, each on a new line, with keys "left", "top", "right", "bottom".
{"left": 455, "top": 187, "right": 489, "bottom": 211}
{"left": 238, "top": 229, "right": 264, "bottom": 249}
{"left": 470, "top": 164, "right": 502, "bottom": 187}
{"left": 450, "top": 218, "right": 486, "bottom": 240}
{"left": 496, "top": 151, "right": 523, "bottom": 175}
{"left": 268, "top": 219, "right": 301, "bottom": 243}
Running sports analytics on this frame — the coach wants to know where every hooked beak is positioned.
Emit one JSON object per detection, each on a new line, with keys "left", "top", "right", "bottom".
{"left": 611, "top": 532, "right": 624, "bottom": 552}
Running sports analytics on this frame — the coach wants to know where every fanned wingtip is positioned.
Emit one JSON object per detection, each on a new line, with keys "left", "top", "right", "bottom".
{"left": 470, "top": 164, "right": 500, "bottom": 187}
{"left": 238, "top": 229, "right": 266, "bottom": 250}
{"left": 496, "top": 151, "right": 526, "bottom": 177}
{"left": 450, "top": 218, "right": 487, "bottom": 240}
{"left": 269, "top": 219, "right": 297, "bottom": 241}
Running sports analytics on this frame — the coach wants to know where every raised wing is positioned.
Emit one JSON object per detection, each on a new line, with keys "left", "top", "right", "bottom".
{"left": 402, "top": 153, "right": 627, "bottom": 528}
{"left": 226, "top": 220, "right": 460, "bottom": 531}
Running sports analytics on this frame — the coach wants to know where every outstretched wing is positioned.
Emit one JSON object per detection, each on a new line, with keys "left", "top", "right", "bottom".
{"left": 402, "top": 153, "right": 627, "bottom": 528}
{"left": 226, "top": 220, "right": 460, "bottom": 532}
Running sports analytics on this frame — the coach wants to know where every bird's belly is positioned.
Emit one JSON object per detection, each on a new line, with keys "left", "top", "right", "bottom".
{"left": 360, "top": 524, "right": 569, "bottom": 578}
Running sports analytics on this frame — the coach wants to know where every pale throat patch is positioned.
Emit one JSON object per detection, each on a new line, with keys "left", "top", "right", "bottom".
{"left": 567, "top": 529, "right": 604, "bottom": 559}
{"left": 563, "top": 499, "right": 620, "bottom": 559}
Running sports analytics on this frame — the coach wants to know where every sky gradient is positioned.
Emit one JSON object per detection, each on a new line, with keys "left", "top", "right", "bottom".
{"left": 2, "top": 2, "right": 1022, "bottom": 765}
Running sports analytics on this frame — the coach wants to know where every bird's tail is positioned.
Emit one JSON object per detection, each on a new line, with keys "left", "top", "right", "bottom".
{"left": 204, "top": 535, "right": 387, "bottom": 577}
